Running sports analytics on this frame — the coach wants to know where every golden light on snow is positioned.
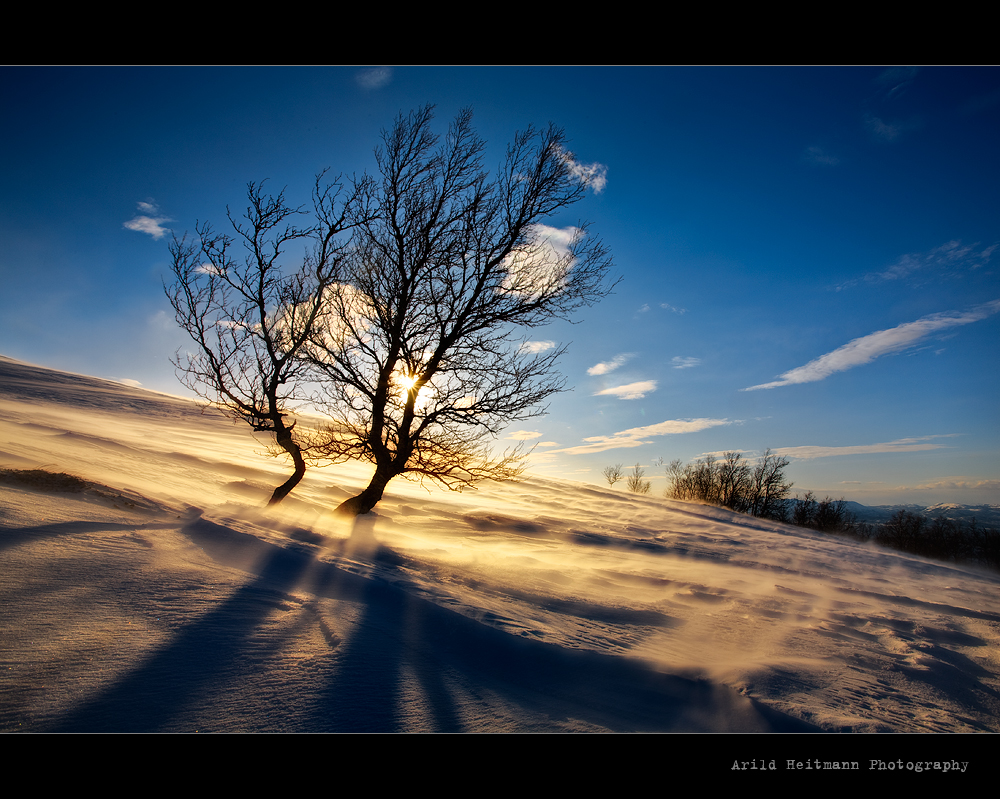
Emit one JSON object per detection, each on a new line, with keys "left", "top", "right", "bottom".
{"left": 2, "top": 356, "right": 1000, "bottom": 734}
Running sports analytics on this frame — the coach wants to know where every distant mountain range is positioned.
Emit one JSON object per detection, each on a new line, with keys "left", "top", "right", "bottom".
{"left": 839, "top": 501, "right": 1000, "bottom": 527}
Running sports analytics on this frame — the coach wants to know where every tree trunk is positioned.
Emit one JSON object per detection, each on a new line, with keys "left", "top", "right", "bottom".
{"left": 267, "top": 429, "right": 307, "bottom": 506}
{"left": 335, "top": 465, "right": 395, "bottom": 516}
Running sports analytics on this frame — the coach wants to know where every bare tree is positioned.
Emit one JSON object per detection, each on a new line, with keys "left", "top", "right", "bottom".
{"left": 792, "top": 491, "right": 817, "bottom": 527}
{"left": 603, "top": 463, "right": 625, "bottom": 488}
{"left": 716, "top": 451, "right": 751, "bottom": 511}
{"left": 307, "top": 107, "right": 616, "bottom": 516}
{"left": 626, "top": 463, "right": 651, "bottom": 494}
{"left": 165, "top": 176, "right": 365, "bottom": 505}
{"left": 666, "top": 448, "right": 791, "bottom": 520}
{"left": 745, "top": 448, "right": 792, "bottom": 519}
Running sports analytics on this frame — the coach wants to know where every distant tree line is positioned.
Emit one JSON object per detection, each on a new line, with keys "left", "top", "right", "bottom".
{"left": 664, "top": 450, "right": 793, "bottom": 520}
{"left": 718, "top": 479, "right": 1000, "bottom": 571}
{"left": 604, "top": 450, "right": 793, "bottom": 517}
{"left": 604, "top": 450, "right": 1000, "bottom": 569}
{"left": 798, "top": 498, "right": 1000, "bottom": 571}
{"left": 606, "top": 452, "right": 1000, "bottom": 571}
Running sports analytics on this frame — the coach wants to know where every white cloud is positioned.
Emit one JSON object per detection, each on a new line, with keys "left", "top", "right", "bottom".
{"left": 595, "top": 380, "right": 657, "bottom": 400}
{"left": 506, "top": 430, "right": 543, "bottom": 441}
{"left": 587, "top": 353, "right": 634, "bottom": 375}
{"left": 356, "top": 67, "right": 392, "bottom": 90}
{"left": 502, "top": 224, "right": 580, "bottom": 298}
{"left": 124, "top": 200, "right": 171, "bottom": 239}
{"left": 671, "top": 356, "right": 700, "bottom": 369}
{"left": 660, "top": 303, "right": 687, "bottom": 314}
{"left": 551, "top": 418, "right": 733, "bottom": 455}
{"left": 554, "top": 146, "right": 607, "bottom": 194}
{"left": 904, "top": 240, "right": 993, "bottom": 277}
{"left": 743, "top": 300, "right": 1000, "bottom": 391}
{"left": 520, "top": 340, "right": 556, "bottom": 354}
{"left": 774, "top": 435, "right": 956, "bottom": 460}
{"left": 843, "top": 240, "right": 997, "bottom": 289}
{"left": 905, "top": 477, "right": 1000, "bottom": 492}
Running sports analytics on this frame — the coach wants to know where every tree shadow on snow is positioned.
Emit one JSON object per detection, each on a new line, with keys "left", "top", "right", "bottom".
{"left": 47, "top": 512, "right": 818, "bottom": 733}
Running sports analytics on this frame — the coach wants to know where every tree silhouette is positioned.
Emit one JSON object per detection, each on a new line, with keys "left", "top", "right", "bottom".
{"left": 306, "top": 107, "right": 616, "bottom": 515}
{"left": 626, "top": 463, "right": 651, "bottom": 494}
{"left": 603, "top": 463, "right": 625, "bottom": 487}
{"left": 665, "top": 449, "right": 792, "bottom": 520}
{"left": 165, "top": 176, "right": 366, "bottom": 504}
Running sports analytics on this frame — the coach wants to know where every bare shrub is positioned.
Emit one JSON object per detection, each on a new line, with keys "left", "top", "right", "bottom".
{"left": 0, "top": 468, "right": 87, "bottom": 493}
{"left": 603, "top": 463, "right": 624, "bottom": 488}
{"left": 626, "top": 463, "right": 651, "bottom": 494}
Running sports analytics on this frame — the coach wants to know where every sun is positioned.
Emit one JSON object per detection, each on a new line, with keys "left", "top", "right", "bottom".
{"left": 397, "top": 373, "right": 418, "bottom": 394}
{"left": 394, "top": 372, "right": 435, "bottom": 409}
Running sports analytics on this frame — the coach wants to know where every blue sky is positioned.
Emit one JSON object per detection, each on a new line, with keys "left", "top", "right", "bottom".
{"left": 3, "top": 66, "right": 998, "bottom": 505}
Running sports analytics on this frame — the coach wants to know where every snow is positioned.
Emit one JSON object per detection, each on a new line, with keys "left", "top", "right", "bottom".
{"left": 2, "top": 355, "right": 999, "bottom": 734}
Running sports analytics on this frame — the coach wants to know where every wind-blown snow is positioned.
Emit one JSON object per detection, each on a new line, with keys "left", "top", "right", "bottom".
{"left": 1, "top": 356, "right": 998, "bottom": 733}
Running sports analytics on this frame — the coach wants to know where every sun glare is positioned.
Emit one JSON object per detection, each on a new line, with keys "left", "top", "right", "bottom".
{"left": 393, "top": 371, "right": 438, "bottom": 411}
{"left": 397, "top": 373, "right": 418, "bottom": 394}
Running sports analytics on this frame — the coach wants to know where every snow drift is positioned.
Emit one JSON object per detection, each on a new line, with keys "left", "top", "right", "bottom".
{"left": 1, "top": 356, "right": 998, "bottom": 733}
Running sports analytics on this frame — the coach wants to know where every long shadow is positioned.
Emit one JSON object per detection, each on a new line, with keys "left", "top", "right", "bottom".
{"left": 0, "top": 521, "right": 139, "bottom": 552}
{"left": 311, "top": 575, "right": 816, "bottom": 732}
{"left": 305, "top": 514, "right": 465, "bottom": 731}
{"left": 47, "top": 513, "right": 818, "bottom": 732}
{"left": 48, "top": 526, "right": 317, "bottom": 732}
{"left": 307, "top": 519, "right": 816, "bottom": 733}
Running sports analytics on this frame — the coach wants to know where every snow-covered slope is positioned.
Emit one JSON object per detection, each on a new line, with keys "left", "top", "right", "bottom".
{"left": 2, "top": 356, "right": 998, "bottom": 733}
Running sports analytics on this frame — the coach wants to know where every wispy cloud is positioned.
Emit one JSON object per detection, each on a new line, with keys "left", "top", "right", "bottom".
{"left": 587, "top": 353, "right": 634, "bottom": 376}
{"left": 876, "top": 66, "right": 919, "bottom": 99}
{"left": 743, "top": 300, "right": 1000, "bottom": 391}
{"left": 660, "top": 302, "right": 687, "bottom": 314}
{"left": 671, "top": 356, "right": 700, "bottom": 369}
{"left": 594, "top": 380, "right": 657, "bottom": 400}
{"left": 551, "top": 418, "right": 733, "bottom": 455}
{"left": 123, "top": 200, "right": 171, "bottom": 239}
{"left": 773, "top": 435, "right": 955, "bottom": 460}
{"left": 520, "top": 340, "right": 556, "bottom": 354}
{"left": 554, "top": 146, "right": 607, "bottom": 194}
{"left": 904, "top": 477, "right": 1000, "bottom": 492}
{"left": 506, "top": 430, "right": 543, "bottom": 441}
{"left": 864, "top": 112, "right": 921, "bottom": 143}
{"left": 356, "top": 67, "right": 392, "bottom": 90}
{"left": 840, "top": 240, "right": 996, "bottom": 289}
{"left": 804, "top": 146, "right": 839, "bottom": 166}
{"left": 864, "top": 114, "right": 903, "bottom": 142}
